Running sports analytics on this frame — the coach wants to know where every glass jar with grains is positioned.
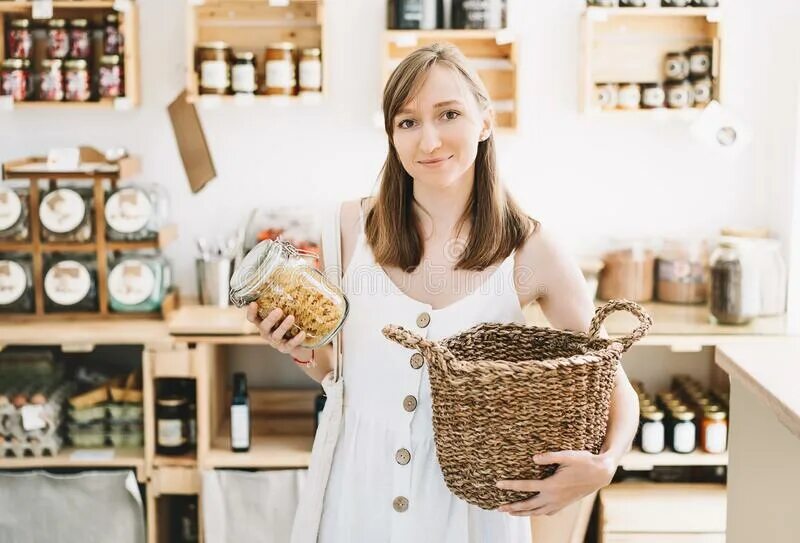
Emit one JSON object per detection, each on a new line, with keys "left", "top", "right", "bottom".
{"left": 229, "top": 239, "right": 349, "bottom": 349}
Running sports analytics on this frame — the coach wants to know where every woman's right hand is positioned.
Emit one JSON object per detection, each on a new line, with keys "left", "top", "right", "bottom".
{"left": 246, "top": 302, "right": 308, "bottom": 355}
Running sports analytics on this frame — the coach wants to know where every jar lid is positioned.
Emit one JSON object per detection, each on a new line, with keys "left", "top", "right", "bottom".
{"left": 229, "top": 239, "right": 286, "bottom": 307}
{"left": 197, "top": 41, "right": 231, "bottom": 50}
{"left": 41, "top": 59, "right": 63, "bottom": 69}
{"left": 674, "top": 410, "right": 695, "bottom": 421}
{"left": 71, "top": 18, "right": 89, "bottom": 28}
{"left": 101, "top": 54, "right": 121, "bottom": 65}
{"left": 0, "top": 187, "right": 23, "bottom": 231}
{"left": 705, "top": 410, "right": 727, "bottom": 421}
{"left": 2, "top": 59, "right": 25, "bottom": 70}
{"left": 234, "top": 51, "right": 256, "bottom": 61}
{"left": 49, "top": 19, "right": 67, "bottom": 28}
{"left": 106, "top": 13, "right": 119, "bottom": 23}
{"left": 11, "top": 18, "right": 30, "bottom": 28}
{"left": 643, "top": 410, "right": 664, "bottom": 422}
{"left": 268, "top": 42, "right": 296, "bottom": 51}
{"left": 65, "top": 59, "right": 88, "bottom": 70}
{"left": 301, "top": 47, "right": 321, "bottom": 57}
{"left": 640, "top": 404, "right": 657, "bottom": 413}
{"left": 157, "top": 396, "right": 188, "bottom": 407}
{"left": 0, "top": 260, "right": 28, "bottom": 306}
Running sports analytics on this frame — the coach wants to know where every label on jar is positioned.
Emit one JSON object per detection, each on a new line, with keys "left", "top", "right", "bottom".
{"left": 105, "top": 187, "right": 153, "bottom": 234}
{"left": 232, "top": 64, "right": 257, "bottom": 93}
{"left": 672, "top": 421, "right": 696, "bottom": 453}
{"left": 230, "top": 404, "right": 250, "bottom": 449}
{"left": 640, "top": 421, "right": 664, "bottom": 453}
{"left": 40, "top": 189, "right": 86, "bottom": 234}
{"left": 657, "top": 259, "right": 704, "bottom": 283}
{"left": 158, "top": 419, "right": 186, "bottom": 447}
{"left": 0, "top": 260, "right": 27, "bottom": 305}
{"left": 299, "top": 59, "right": 321, "bottom": 90}
{"left": 201, "top": 60, "right": 229, "bottom": 90}
{"left": 266, "top": 59, "right": 295, "bottom": 89}
{"left": 44, "top": 260, "right": 91, "bottom": 306}
{"left": 108, "top": 259, "right": 156, "bottom": 306}
{"left": 0, "top": 188, "right": 23, "bottom": 231}
{"left": 704, "top": 421, "right": 727, "bottom": 453}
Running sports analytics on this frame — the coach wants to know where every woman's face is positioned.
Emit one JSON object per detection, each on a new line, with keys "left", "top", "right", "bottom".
{"left": 392, "top": 64, "right": 491, "bottom": 190}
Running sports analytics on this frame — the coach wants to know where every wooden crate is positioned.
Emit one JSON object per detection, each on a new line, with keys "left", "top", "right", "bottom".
{"left": 579, "top": 6, "right": 723, "bottom": 116}
{"left": 186, "top": 0, "right": 326, "bottom": 103}
{"left": 382, "top": 29, "right": 518, "bottom": 130}
{"left": 0, "top": 152, "right": 179, "bottom": 320}
{"left": 0, "top": 0, "right": 140, "bottom": 109}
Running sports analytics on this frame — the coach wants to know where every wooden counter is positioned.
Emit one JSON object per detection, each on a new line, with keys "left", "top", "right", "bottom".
{"left": 715, "top": 339, "right": 800, "bottom": 543}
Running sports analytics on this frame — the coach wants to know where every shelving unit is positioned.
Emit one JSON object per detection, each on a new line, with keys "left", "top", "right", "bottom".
{"left": 579, "top": 6, "right": 723, "bottom": 115}
{"left": 382, "top": 29, "right": 518, "bottom": 130}
{"left": 0, "top": 0, "right": 140, "bottom": 109}
{"left": 185, "top": 0, "right": 326, "bottom": 104}
{"left": 0, "top": 446, "right": 146, "bottom": 481}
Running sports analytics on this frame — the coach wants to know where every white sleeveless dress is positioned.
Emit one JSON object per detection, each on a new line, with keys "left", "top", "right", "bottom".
{"left": 317, "top": 210, "right": 533, "bottom": 543}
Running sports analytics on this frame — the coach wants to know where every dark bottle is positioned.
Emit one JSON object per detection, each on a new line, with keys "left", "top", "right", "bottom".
{"left": 388, "top": 0, "right": 442, "bottom": 30}
{"left": 230, "top": 372, "right": 251, "bottom": 452}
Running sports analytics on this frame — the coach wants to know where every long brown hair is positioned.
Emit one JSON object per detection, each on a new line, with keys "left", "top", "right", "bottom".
{"left": 365, "top": 42, "right": 537, "bottom": 272}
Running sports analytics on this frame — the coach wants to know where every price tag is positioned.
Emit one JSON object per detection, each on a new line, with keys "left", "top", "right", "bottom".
{"left": 0, "top": 96, "right": 14, "bottom": 111}
{"left": 113, "top": 0, "right": 132, "bottom": 12}
{"left": 494, "top": 29, "right": 515, "bottom": 46}
{"left": 32, "top": 0, "right": 53, "bottom": 20}
{"left": 21, "top": 405, "right": 46, "bottom": 431}
{"left": 269, "top": 0, "right": 291, "bottom": 6}
{"left": 392, "top": 33, "right": 418, "bottom": 48}
{"left": 113, "top": 97, "right": 133, "bottom": 111}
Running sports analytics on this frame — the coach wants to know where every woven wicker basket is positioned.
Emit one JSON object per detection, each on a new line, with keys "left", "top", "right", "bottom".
{"left": 382, "top": 299, "right": 652, "bottom": 510}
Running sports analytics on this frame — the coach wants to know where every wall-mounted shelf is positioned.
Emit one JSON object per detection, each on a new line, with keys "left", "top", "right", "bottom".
{"left": 621, "top": 447, "right": 728, "bottom": 471}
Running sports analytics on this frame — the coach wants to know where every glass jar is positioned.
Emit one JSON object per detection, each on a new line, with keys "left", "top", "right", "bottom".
{"left": 156, "top": 396, "right": 189, "bottom": 456}
{"left": 671, "top": 409, "right": 696, "bottom": 454}
{"left": 598, "top": 241, "right": 655, "bottom": 302}
{"left": 7, "top": 18, "right": 32, "bottom": 60}
{"left": 666, "top": 80, "right": 694, "bottom": 109}
{"left": 104, "top": 13, "right": 123, "bottom": 56}
{"left": 47, "top": 19, "right": 70, "bottom": 59}
{"left": 641, "top": 83, "right": 665, "bottom": 109}
{"left": 594, "top": 83, "right": 618, "bottom": 111}
{"left": 231, "top": 52, "right": 257, "bottom": 94}
{"left": 692, "top": 0, "right": 718, "bottom": 6}
{"left": 99, "top": 55, "right": 124, "bottom": 98}
{"left": 64, "top": 59, "right": 91, "bottom": 102}
{"left": 38, "top": 59, "right": 65, "bottom": 102}
{"left": 39, "top": 187, "right": 93, "bottom": 243}
{"left": 388, "top": 0, "right": 439, "bottom": 29}
{"left": 640, "top": 410, "right": 665, "bottom": 454}
{"left": 0, "top": 186, "right": 29, "bottom": 241}
{"left": 701, "top": 408, "right": 727, "bottom": 453}
{"left": 196, "top": 42, "right": 231, "bottom": 95}
{"left": 655, "top": 239, "right": 708, "bottom": 304}
{"left": 709, "top": 238, "right": 760, "bottom": 325}
{"left": 662, "top": 0, "right": 691, "bottom": 5}
{"left": 588, "top": 0, "right": 616, "bottom": 5}
{"left": 69, "top": 18, "right": 91, "bottom": 59}
{"left": 108, "top": 251, "right": 171, "bottom": 313}
{"left": 0, "top": 254, "right": 35, "bottom": 314}
{"left": 688, "top": 46, "right": 712, "bottom": 78}
{"left": 664, "top": 52, "right": 690, "bottom": 82}
{"left": 43, "top": 254, "right": 98, "bottom": 312}
{"left": 105, "top": 184, "right": 168, "bottom": 241}
{"left": 452, "top": 0, "right": 506, "bottom": 30}
{"left": 264, "top": 43, "right": 296, "bottom": 96}
{"left": 692, "top": 76, "right": 713, "bottom": 108}
{"left": 298, "top": 48, "right": 322, "bottom": 94}
{"left": 229, "top": 239, "right": 349, "bottom": 348}
{"left": 1, "top": 59, "right": 28, "bottom": 102}
{"left": 617, "top": 83, "right": 641, "bottom": 110}
{"left": 620, "top": 0, "right": 645, "bottom": 6}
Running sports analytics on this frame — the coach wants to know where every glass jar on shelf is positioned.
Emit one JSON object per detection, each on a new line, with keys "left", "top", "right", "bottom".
{"left": 64, "top": 60, "right": 91, "bottom": 102}
{"left": 43, "top": 253, "right": 98, "bottom": 313}
{"left": 108, "top": 251, "right": 171, "bottom": 313}
{"left": 598, "top": 239, "right": 656, "bottom": 302}
{"left": 47, "top": 19, "right": 70, "bottom": 60}
{"left": 0, "top": 186, "right": 29, "bottom": 241}
{"left": 1, "top": 59, "right": 29, "bottom": 102}
{"left": 38, "top": 59, "right": 65, "bottom": 102}
{"left": 264, "top": 43, "right": 296, "bottom": 96}
{"left": 104, "top": 13, "right": 123, "bottom": 56}
{"left": 196, "top": 42, "right": 232, "bottom": 95}
{"left": 229, "top": 239, "right": 349, "bottom": 349}
{"left": 99, "top": 55, "right": 124, "bottom": 98}
{"left": 655, "top": 239, "right": 708, "bottom": 304}
{"left": 298, "top": 48, "right": 322, "bottom": 95}
{"left": 231, "top": 52, "right": 257, "bottom": 95}
{"left": 7, "top": 18, "right": 32, "bottom": 60}
{"left": 39, "top": 186, "right": 93, "bottom": 243}
{"left": 708, "top": 237, "right": 760, "bottom": 325}
{"left": 68, "top": 18, "right": 92, "bottom": 60}
{"left": 105, "top": 183, "right": 168, "bottom": 241}
{"left": 0, "top": 254, "right": 35, "bottom": 314}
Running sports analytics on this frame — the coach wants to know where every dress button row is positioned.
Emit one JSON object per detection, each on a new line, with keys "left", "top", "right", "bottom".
{"left": 409, "top": 353, "right": 424, "bottom": 369}
{"left": 393, "top": 496, "right": 409, "bottom": 512}
{"left": 403, "top": 395, "right": 417, "bottom": 412}
{"left": 395, "top": 448, "right": 411, "bottom": 465}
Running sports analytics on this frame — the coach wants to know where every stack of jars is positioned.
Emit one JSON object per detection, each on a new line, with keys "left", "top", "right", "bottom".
{"left": 1, "top": 14, "right": 124, "bottom": 103}
{"left": 633, "top": 378, "right": 728, "bottom": 455}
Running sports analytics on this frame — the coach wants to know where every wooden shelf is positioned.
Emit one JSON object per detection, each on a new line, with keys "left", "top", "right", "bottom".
{"left": 0, "top": 318, "right": 171, "bottom": 348}
{"left": 153, "top": 454, "right": 197, "bottom": 468}
{"left": 582, "top": 107, "right": 704, "bottom": 120}
{"left": 585, "top": 6, "right": 721, "bottom": 20}
{"left": 0, "top": 447, "right": 146, "bottom": 481}
{"left": 203, "top": 434, "right": 313, "bottom": 469}
{"left": 621, "top": 447, "right": 728, "bottom": 471}
{"left": 2, "top": 155, "right": 141, "bottom": 181}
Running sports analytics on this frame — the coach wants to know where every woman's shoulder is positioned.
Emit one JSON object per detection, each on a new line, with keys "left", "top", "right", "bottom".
{"left": 514, "top": 221, "right": 577, "bottom": 305}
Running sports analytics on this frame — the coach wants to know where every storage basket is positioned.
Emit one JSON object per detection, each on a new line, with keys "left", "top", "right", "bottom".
{"left": 382, "top": 299, "right": 652, "bottom": 510}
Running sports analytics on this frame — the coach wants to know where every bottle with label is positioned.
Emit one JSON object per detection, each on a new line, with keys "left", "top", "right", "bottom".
{"left": 108, "top": 251, "right": 172, "bottom": 313}
{"left": 388, "top": 0, "right": 441, "bottom": 30}
{"left": 230, "top": 372, "right": 250, "bottom": 452}
{"left": 640, "top": 409, "right": 665, "bottom": 454}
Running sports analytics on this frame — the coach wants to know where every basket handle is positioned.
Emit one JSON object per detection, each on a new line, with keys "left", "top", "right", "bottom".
{"left": 382, "top": 325, "right": 457, "bottom": 369}
{"left": 588, "top": 299, "right": 653, "bottom": 352}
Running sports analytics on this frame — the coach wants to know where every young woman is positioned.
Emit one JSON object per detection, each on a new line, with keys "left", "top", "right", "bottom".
{"left": 247, "top": 43, "right": 639, "bottom": 542}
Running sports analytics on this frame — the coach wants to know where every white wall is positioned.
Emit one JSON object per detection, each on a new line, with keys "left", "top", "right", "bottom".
{"left": 1, "top": 0, "right": 798, "bottom": 298}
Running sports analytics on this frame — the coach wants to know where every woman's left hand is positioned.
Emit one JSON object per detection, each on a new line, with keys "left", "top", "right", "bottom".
{"left": 494, "top": 450, "right": 617, "bottom": 516}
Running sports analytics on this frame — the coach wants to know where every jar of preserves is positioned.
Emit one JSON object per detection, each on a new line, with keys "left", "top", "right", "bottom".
{"left": 655, "top": 239, "right": 708, "bottom": 304}
{"left": 452, "top": 0, "right": 506, "bottom": 30}
{"left": 39, "top": 187, "right": 93, "bottom": 243}
{"left": 692, "top": 76, "right": 713, "bottom": 107}
{"left": 38, "top": 59, "right": 65, "bottom": 102}
{"left": 709, "top": 237, "right": 760, "bottom": 324}
{"left": 230, "top": 239, "right": 349, "bottom": 349}
{"left": 47, "top": 19, "right": 70, "bottom": 59}
{"left": 43, "top": 254, "right": 98, "bottom": 312}
{"left": 99, "top": 54, "right": 124, "bottom": 98}
{"left": 7, "top": 18, "right": 32, "bottom": 59}
{"left": 665, "top": 80, "right": 693, "bottom": 109}
{"left": 105, "top": 184, "right": 168, "bottom": 241}
{"left": 594, "top": 83, "right": 618, "bottom": 111}
{"left": 264, "top": 43, "right": 296, "bottom": 96}
{"left": 1, "top": 59, "right": 28, "bottom": 102}
{"left": 196, "top": 42, "right": 231, "bottom": 95}
{"left": 617, "top": 83, "right": 641, "bottom": 110}
{"left": 108, "top": 251, "right": 171, "bottom": 313}
{"left": 0, "top": 254, "right": 34, "bottom": 314}
{"left": 664, "top": 52, "right": 690, "bottom": 82}
{"left": 298, "top": 48, "right": 322, "bottom": 94}
{"left": 670, "top": 409, "right": 696, "bottom": 454}
{"left": 640, "top": 410, "right": 665, "bottom": 454}
{"left": 64, "top": 59, "right": 91, "bottom": 102}
{"left": 0, "top": 186, "right": 29, "bottom": 241}
{"left": 231, "top": 52, "right": 257, "bottom": 94}
{"left": 104, "top": 13, "right": 123, "bottom": 56}
{"left": 640, "top": 83, "right": 665, "bottom": 109}
{"left": 156, "top": 395, "right": 189, "bottom": 456}
{"left": 69, "top": 18, "right": 91, "bottom": 59}
{"left": 688, "top": 46, "right": 712, "bottom": 77}
{"left": 598, "top": 241, "right": 655, "bottom": 302}
{"left": 701, "top": 408, "right": 727, "bottom": 454}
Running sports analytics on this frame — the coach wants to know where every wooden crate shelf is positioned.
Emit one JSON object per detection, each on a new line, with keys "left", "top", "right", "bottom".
{"left": 0, "top": 446, "right": 146, "bottom": 482}
{"left": 0, "top": 1, "right": 140, "bottom": 109}
{"left": 185, "top": 0, "right": 326, "bottom": 102}
{"left": 621, "top": 447, "right": 728, "bottom": 471}
{"left": 580, "top": 6, "right": 723, "bottom": 115}
{"left": 382, "top": 29, "right": 518, "bottom": 130}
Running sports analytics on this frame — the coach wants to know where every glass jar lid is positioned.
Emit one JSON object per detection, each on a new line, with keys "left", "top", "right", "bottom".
{"left": 40, "top": 188, "right": 86, "bottom": 234}
{"left": 44, "top": 259, "right": 91, "bottom": 306}
{"left": 673, "top": 410, "right": 695, "bottom": 422}
{"left": 49, "top": 19, "right": 67, "bottom": 28}
{"left": 101, "top": 54, "right": 121, "bottom": 65}
{"left": 109, "top": 258, "right": 157, "bottom": 306}
{"left": 105, "top": 186, "right": 153, "bottom": 234}
{"left": 268, "top": 42, "right": 296, "bottom": 51}
{"left": 2, "top": 59, "right": 25, "bottom": 70}
{"left": 643, "top": 410, "right": 665, "bottom": 422}
{"left": 106, "top": 13, "right": 119, "bottom": 24}
{"left": 42, "top": 59, "right": 63, "bottom": 69}
{"left": 301, "top": 48, "right": 321, "bottom": 57}
{"left": 234, "top": 51, "right": 255, "bottom": 62}
{"left": 65, "top": 59, "right": 88, "bottom": 70}
{"left": 70, "top": 18, "right": 89, "bottom": 28}
{"left": 157, "top": 397, "right": 187, "bottom": 408}
{"left": 11, "top": 18, "right": 30, "bottom": 29}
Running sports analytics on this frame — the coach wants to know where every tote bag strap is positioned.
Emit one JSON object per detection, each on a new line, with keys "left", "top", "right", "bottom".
{"left": 321, "top": 202, "right": 343, "bottom": 383}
